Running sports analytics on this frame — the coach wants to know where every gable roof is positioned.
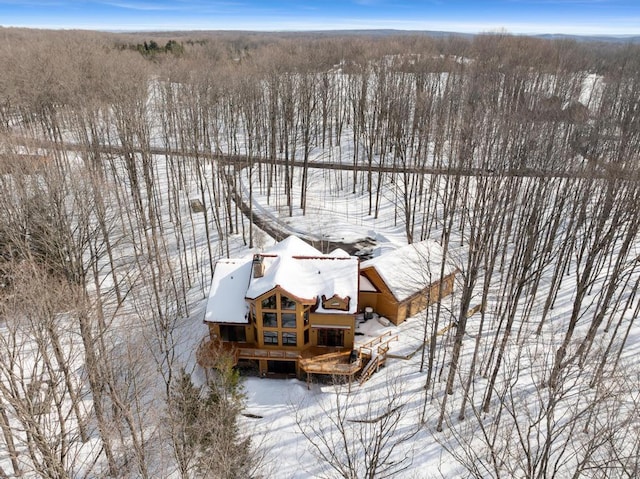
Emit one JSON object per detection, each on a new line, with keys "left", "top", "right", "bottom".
{"left": 360, "top": 240, "right": 456, "bottom": 302}
{"left": 265, "top": 235, "right": 322, "bottom": 256}
{"left": 205, "top": 236, "right": 359, "bottom": 323}
{"left": 246, "top": 254, "right": 358, "bottom": 312}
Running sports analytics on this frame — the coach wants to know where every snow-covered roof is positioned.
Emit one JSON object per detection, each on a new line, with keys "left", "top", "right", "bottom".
{"left": 264, "top": 235, "right": 321, "bottom": 256}
{"left": 360, "top": 240, "right": 456, "bottom": 302}
{"left": 205, "top": 236, "right": 359, "bottom": 323}
{"left": 204, "top": 258, "right": 252, "bottom": 324}
{"left": 328, "top": 247, "right": 351, "bottom": 258}
{"left": 246, "top": 255, "right": 359, "bottom": 313}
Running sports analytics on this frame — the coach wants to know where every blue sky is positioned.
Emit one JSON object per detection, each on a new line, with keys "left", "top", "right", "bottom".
{"left": 1, "top": 1, "right": 638, "bottom": 35}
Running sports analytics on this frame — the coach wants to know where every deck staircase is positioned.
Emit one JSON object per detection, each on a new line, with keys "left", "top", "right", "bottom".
{"left": 298, "top": 331, "right": 398, "bottom": 385}
{"left": 357, "top": 331, "right": 399, "bottom": 385}
{"left": 358, "top": 353, "right": 382, "bottom": 385}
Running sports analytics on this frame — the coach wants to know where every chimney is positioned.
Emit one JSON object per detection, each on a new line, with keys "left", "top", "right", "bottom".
{"left": 252, "top": 254, "right": 265, "bottom": 278}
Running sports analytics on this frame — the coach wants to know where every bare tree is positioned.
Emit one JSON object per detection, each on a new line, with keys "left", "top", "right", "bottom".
{"left": 296, "top": 375, "right": 418, "bottom": 479}
{"left": 437, "top": 335, "right": 640, "bottom": 478}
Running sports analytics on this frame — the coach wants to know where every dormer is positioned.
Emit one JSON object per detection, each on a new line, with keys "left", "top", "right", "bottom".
{"left": 321, "top": 294, "right": 351, "bottom": 311}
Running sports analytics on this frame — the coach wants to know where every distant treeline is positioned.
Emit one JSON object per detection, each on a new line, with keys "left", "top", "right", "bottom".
{"left": 116, "top": 38, "right": 198, "bottom": 56}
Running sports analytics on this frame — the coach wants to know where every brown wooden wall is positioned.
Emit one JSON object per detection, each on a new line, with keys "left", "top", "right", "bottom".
{"left": 358, "top": 268, "right": 457, "bottom": 325}
{"left": 359, "top": 267, "right": 401, "bottom": 323}
{"left": 207, "top": 286, "right": 358, "bottom": 351}
{"left": 309, "top": 312, "right": 355, "bottom": 349}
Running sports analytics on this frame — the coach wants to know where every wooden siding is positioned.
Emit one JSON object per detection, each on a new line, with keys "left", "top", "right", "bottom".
{"left": 358, "top": 267, "right": 401, "bottom": 323}
{"left": 309, "top": 312, "right": 355, "bottom": 349}
{"left": 358, "top": 267, "right": 457, "bottom": 325}
{"left": 206, "top": 286, "right": 356, "bottom": 375}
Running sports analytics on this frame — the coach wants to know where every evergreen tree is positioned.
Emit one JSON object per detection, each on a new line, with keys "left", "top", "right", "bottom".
{"left": 169, "top": 362, "right": 254, "bottom": 479}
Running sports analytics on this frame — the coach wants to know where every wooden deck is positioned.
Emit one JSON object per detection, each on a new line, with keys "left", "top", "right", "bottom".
{"left": 197, "top": 333, "right": 398, "bottom": 385}
{"left": 237, "top": 346, "right": 300, "bottom": 361}
{"left": 299, "top": 333, "right": 399, "bottom": 382}
{"left": 197, "top": 339, "right": 305, "bottom": 367}
{"left": 299, "top": 349, "right": 360, "bottom": 375}
{"left": 357, "top": 330, "right": 398, "bottom": 358}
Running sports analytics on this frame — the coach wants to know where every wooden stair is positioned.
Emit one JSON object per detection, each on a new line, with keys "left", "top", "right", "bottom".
{"left": 357, "top": 332, "right": 399, "bottom": 385}
{"left": 358, "top": 354, "right": 381, "bottom": 385}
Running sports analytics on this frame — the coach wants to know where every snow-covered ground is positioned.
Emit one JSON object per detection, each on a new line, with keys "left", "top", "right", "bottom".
{"left": 2, "top": 64, "right": 638, "bottom": 476}
{"left": 182, "top": 161, "right": 640, "bottom": 477}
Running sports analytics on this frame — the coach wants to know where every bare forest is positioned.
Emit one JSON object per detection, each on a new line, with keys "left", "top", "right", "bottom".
{"left": 0, "top": 28, "right": 639, "bottom": 478}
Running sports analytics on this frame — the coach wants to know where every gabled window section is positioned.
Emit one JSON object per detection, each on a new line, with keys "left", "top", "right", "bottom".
{"left": 261, "top": 294, "right": 277, "bottom": 310}
{"left": 281, "top": 295, "right": 296, "bottom": 310}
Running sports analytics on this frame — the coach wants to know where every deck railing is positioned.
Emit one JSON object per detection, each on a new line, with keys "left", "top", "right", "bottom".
{"left": 237, "top": 348, "right": 300, "bottom": 360}
{"left": 358, "top": 331, "right": 398, "bottom": 359}
{"left": 198, "top": 331, "right": 398, "bottom": 384}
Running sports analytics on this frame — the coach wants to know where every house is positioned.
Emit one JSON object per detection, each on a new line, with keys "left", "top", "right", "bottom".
{"left": 198, "top": 236, "right": 456, "bottom": 378}
{"left": 359, "top": 240, "right": 457, "bottom": 325}
{"left": 200, "top": 236, "right": 359, "bottom": 377}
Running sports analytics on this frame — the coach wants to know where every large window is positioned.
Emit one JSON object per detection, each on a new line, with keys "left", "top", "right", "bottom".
{"left": 317, "top": 328, "right": 345, "bottom": 347}
{"left": 220, "top": 325, "right": 246, "bottom": 342}
{"left": 263, "top": 331, "right": 278, "bottom": 345}
{"left": 281, "top": 295, "right": 296, "bottom": 310}
{"left": 304, "top": 329, "right": 309, "bottom": 345}
{"left": 261, "top": 294, "right": 277, "bottom": 309}
{"left": 262, "top": 312, "right": 277, "bottom": 328}
{"left": 282, "top": 332, "right": 297, "bottom": 346}
{"left": 282, "top": 313, "right": 297, "bottom": 329}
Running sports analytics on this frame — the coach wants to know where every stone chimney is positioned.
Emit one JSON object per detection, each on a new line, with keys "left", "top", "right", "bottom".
{"left": 252, "top": 254, "right": 265, "bottom": 278}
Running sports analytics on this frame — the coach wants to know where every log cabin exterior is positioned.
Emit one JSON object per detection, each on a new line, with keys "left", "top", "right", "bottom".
{"left": 358, "top": 240, "right": 457, "bottom": 325}
{"left": 201, "top": 236, "right": 359, "bottom": 377}
{"left": 199, "top": 236, "right": 456, "bottom": 377}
